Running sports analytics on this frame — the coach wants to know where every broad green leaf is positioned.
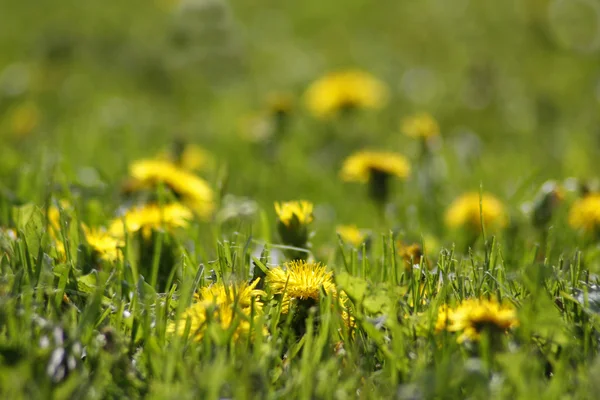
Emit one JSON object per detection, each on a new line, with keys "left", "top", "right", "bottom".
{"left": 77, "top": 272, "right": 98, "bottom": 295}
{"left": 13, "top": 203, "right": 44, "bottom": 257}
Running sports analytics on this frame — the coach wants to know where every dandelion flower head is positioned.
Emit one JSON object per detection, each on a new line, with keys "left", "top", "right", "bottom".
{"left": 168, "top": 279, "right": 265, "bottom": 342}
{"left": 436, "top": 298, "right": 518, "bottom": 343}
{"left": 266, "top": 260, "right": 336, "bottom": 313}
{"left": 304, "top": 69, "right": 388, "bottom": 119}
{"left": 199, "top": 278, "right": 266, "bottom": 313}
{"left": 568, "top": 193, "right": 600, "bottom": 233}
{"left": 336, "top": 225, "right": 367, "bottom": 247}
{"left": 401, "top": 112, "right": 440, "bottom": 140}
{"left": 177, "top": 144, "right": 212, "bottom": 172}
{"left": 274, "top": 201, "right": 314, "bottom": 227}
{"left": 83, "top": 226, "right": 124, "bottom": 262}
{"left": 109, "top": 203, "right": 193, "bottom": 238}
{"left": 445, "top": 192, "right": 507, "bottom": 231}
{"left": 398, "top": 241, "right": 423, "bottom": 269}
{"left": 129, "top": 159, "right": 214, "bottom": 218}
{"left": 340, "top": 151, "right": 411, "bottom": 183}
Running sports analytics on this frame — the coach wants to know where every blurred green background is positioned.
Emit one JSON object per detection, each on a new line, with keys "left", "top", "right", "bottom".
{"left": 1, "top": 0, "right": 599, "bottom": 225}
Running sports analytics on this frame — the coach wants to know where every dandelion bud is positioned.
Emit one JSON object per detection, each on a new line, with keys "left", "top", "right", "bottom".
{"left": 531, "top": 181, "right": 564, "bottom": 230}
{"left": 274, "top": 201, "right": 314, "bottom": 252}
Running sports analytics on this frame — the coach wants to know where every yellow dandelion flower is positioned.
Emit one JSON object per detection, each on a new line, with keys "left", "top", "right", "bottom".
{"left": 266, "top": 260, "right": 336, "bottom": 313}
{"left": 275, "top": 201, "right": 314, "bottom": 252}
{"left": 129, "top": 159, "right": 214, "bottom": 218}
{"left": 336, "top": 225, "right": 367, "bottom": 247}
{"left": 568, "top": 194, "right": 600, "bottom": 233}
{"left": 398, "top": 241, "right": 423, "bottom": 269}
{"left": 109, "top": 203, "right": 193, "bottom": 238}
{"left": 338, "top": 291, "right": 356, "bottom": 330}
{"left": 340, "top": 151, "right": 411, "bottom": 183}
{"left": 436, "top": 299, "right": 518, "bottom": 343}
{"left": 167, "top": 280, "right": 265, "bottom": 342}
{"left": 82, "top": 226, "right": 124, "bottom": 262}
{"left": 177, "top": 144, "right": 212, "bottom": 172}
{"left": 9, "top": 101, "right": 40, "bottom": 138}
{"left": 55, "top": 240, "right": 67, "bottom": 262}
{"left": 47, "top": 200, "right": 73, "bottom": 241}
{"left": 156, "top": 143, "right": 212, "bottom": 172}
{"left": 434, "top": 304, "right": 454, "bottom": 332}
{"left": 199, "top": 278, "right": 266, "bottom": 312}
{"left": 48, "top": 206, "right": 62, "bottom": 237}
{"left": 274, "top": 201, "right": 314, "bottom": 227}
{"left": 445, "top": 192, "right": 507, "bottom": 232}
{"left": 304, "top": 69, "right": 388, "bottom": 119}
{"left": 401, "top": 112, "right": 440, "bottom": 140}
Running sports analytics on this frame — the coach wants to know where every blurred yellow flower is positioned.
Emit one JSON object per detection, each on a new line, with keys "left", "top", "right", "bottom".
{"left": 178, "top": 144, "right": 212, "bottom": 172}
{"left": 436, "top": 298, "right": 518, "bottom": 343}
{"left": 304, "top": 69, "right": 388, "bottom": 118}
{"left": 445, "top": 192, "right": 507, "bottom": 232}
{"left": 336, "top": 225, "right": 367, "bottom": 247}
{"left": 47, "top": 200, "right": 72, "bottom": 240}
{"left": 401, "top": 112, "right": 440, "bottom": 140}
{"left": 274, "top": 201, "right": 314, "bottom": 227}
{"left": 129, "top": 159, "right": 214, "bottom": 218}
{"left": 109, "top": 203, "right": 193, "bottom": 238}
{"left": 340, "top": 151, "right": 411, "bottom": 183}
{"left": 9, "top": 101, "right": 39, "bottom": 138}
{"left": 398, "top": 242, "right": 423, "bottom": 269}
{"left": 82, "top": 226, "right": 123, "bottom": 262}
{"left": 167, "top": 279, "right": 265, "bottom": 342}
{"left": 266, "top": 260, "right": 336, "bottom": 313}
{"left": 200, "top": 278, "right": 266, "bottom": 312}
{"left": 568, "top": 194, "right": 600, "bottom": 233}
{"left": 156, "top": 143, "right": 212, "bottom": 172}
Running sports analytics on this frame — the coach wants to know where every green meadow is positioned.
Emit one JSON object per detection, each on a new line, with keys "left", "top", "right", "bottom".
{"left": 2, "top": 0, "right": 600, "bottom": 398}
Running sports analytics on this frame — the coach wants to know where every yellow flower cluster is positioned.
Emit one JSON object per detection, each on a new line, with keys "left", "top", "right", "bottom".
{"left": 48, "top": 199, "right": 193, "bottom": 262}
{"left": 436, "top": 298, "right": 518, "bottom": 343}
